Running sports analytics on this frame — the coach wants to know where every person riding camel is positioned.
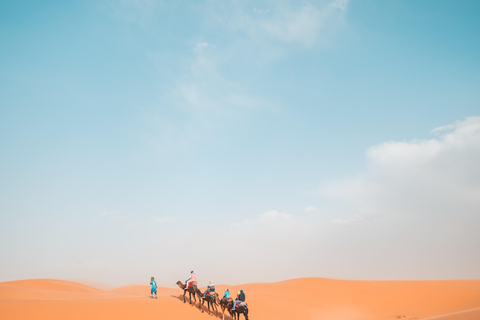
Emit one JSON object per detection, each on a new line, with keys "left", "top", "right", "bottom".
{"left": 232, "top": 289, "right": 245, "bottom": 311}
{"left": 223, "top": 288, "right": 230, "bottom": 300}
{"left": 185, "top": 270, "right": 197, "bottom": 290}
{"left": 203, "top": 280, "right": 215, "bottom": 298}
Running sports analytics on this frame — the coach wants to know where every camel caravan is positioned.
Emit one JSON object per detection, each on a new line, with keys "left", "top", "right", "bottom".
{"left": 174, "top": 271, "right": 249, "bottom": 320}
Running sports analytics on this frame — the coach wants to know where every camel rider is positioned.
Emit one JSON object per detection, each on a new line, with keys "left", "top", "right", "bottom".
{"left": 232, "top": 290, "right": 245, "bottom": 311}
{"left": 223, "top": 288, "right": 230, "bottom": 299}
{"left": 203, "top": 280, "right": 215, "bottom": 298}
{"left": 232, "top": 291, "right": 240, "bottom": 310}
{"left": 185, "top": 271, "right": 197, "bottom": 289}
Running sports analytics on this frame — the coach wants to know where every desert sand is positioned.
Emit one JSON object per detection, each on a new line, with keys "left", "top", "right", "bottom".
{"left": 1, "top": 278, "right": 479, "bottom": 320}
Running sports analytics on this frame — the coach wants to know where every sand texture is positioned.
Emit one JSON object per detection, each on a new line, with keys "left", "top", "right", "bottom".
{"left": 1, "top": 278, "right": 479, "bottom": 320}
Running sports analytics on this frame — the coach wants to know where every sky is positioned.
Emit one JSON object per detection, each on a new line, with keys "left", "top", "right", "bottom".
{"left": 0, "top": 0, "right": 479, "bottom": 287}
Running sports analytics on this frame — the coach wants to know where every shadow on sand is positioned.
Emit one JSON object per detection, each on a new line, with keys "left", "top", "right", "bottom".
{"left": 170, "top": 294, "right": 225, "bottom": 318}
{"left": 171, "top": 294, "right": 198, "bottom": 306}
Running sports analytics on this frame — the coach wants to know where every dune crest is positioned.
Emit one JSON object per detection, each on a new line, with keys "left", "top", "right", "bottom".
{"left": 1, "top": 278, "right": 479, "bottom": 320}
{"left": 1, "top": 279, "right": 101, "bottom": 293}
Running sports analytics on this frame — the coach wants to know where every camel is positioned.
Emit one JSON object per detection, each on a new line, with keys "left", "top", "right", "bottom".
{"left": 199, "top": 290, "right": 219, "bottom": 315}
{"left": 176, "top": 281, "right": 201, "bottom": 306}
{"left": 232, "top": 303, "right": 249, "bottom": 320}
{"left": 219, "top": 297, "right": 234, "bottom": 320}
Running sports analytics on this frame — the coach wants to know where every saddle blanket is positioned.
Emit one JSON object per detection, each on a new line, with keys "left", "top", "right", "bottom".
{"left": 235, "top": 302, "right": 248, "bottom": 309}
{"left": 205, "top": 291, "right": 215, "bottom": 298}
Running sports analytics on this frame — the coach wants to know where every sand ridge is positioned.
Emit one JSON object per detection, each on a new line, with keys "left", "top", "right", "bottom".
{"left": 1, "top": 277, "right": 479, "bottom": 319}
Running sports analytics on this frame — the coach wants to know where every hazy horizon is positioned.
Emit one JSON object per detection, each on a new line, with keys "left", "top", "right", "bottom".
{"left": 1, "top": 0, "right": 479, "bottom": 287}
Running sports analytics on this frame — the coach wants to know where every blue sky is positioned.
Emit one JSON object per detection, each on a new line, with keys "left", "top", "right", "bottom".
{"left": 1, "top": 0, "right": 479, "bottom": 286}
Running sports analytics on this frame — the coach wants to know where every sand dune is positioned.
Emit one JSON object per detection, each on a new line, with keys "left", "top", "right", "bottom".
{"left": 1, "top": 278, "right": 479, "bottom": 320}
{"left": 422, "top": 308, "right": 480, "bottom": 320}
{"left": 1, "top": 279, "right": 101, "bottom": 293}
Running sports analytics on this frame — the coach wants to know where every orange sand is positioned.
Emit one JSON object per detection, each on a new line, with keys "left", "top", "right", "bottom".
{"left": 1, "top": 278, "right": 479, "bottom": 320}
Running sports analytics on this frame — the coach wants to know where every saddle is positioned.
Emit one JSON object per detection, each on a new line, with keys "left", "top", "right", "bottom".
{"left": 221, "top": 297, "right": 233, "bottom": 303}
{"left": 235, "top": 301, "right": 248, "bottom": 309}
{"left": 205, "top": 290, "right": 215, "bottom": 298}
{"left": 186, "top": 281, "right": 197, "bottom": 289}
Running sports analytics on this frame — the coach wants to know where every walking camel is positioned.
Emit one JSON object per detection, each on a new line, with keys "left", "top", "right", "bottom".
{"left": 199, "top": 290, "right": 219, "bottom": 315}
{"left": 232, "top": 304, "right": 249, "bottom": 320}
{"left": 176, "top": 281, "right": 201, "bottom": 306}
{"left": 219, "top": 297, "right": 234, "bottom": 320}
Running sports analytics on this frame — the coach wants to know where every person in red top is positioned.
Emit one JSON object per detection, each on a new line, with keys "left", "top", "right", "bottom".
{"left": 185, "top": 271, "right": 197, "bottom": 289}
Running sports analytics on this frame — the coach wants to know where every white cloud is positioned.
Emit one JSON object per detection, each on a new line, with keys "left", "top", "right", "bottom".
{"left": 259, "top": 209, "right": 292, "bottom": 220}
{"left": 305, "top": 206, "right": 317, "bottom": 212}
{"left": 261, "top": 4, "right": 324, "bottom": 47}
{"left": 316, "top": 116, "right": 480, "bottom": 279}
{"left": 219, "top": 0, "right": 349, "bottom": 48}
{"left": 329, "top": 0, "right": 349, "bottom": 11}
{"left": 107, "top": 117, "right": 480, "bottom": 282}
{"left": 194, "top": 42, "right": 209, "bottom": 52}
{"left": 143, "top": 0, "right": 348, "bottom": 154}
{"left": 324, "top": 116, "right": 480, "bottom": 222}
{"left": 430, "top": 124, "right": 454, "bottom": 134}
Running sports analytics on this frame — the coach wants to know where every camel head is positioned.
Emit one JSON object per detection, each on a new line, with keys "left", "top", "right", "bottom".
{"left": 176, "top": 281, "right": 185, "bottom": 289}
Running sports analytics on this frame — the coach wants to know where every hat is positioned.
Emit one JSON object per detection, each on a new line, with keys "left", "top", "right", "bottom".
{"left": 191, "top": 271, "right": 194, "bottom": 273}
{"left": 240, "top": 290, "right": 243, "bottom": 293}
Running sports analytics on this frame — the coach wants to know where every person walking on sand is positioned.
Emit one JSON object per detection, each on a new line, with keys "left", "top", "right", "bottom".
{"left": 150, "top": 277, "right": 157, "bottom": 299}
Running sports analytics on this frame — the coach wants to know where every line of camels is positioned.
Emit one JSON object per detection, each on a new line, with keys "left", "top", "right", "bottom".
{"left": 176, "top": 281, "right": 249, "bottom": 320}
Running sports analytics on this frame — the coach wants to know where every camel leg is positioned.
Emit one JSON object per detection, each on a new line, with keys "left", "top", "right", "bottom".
{"left": 183, "top": 290, "right": 186, "bottom": 303}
